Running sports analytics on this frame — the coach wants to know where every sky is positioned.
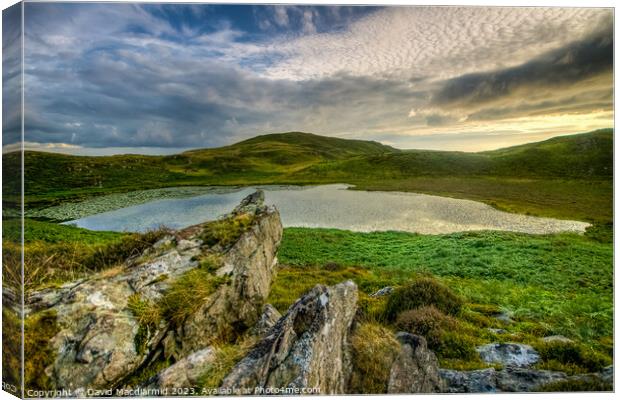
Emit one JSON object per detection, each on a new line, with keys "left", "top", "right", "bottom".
{"left": 1, "top": 2, "right": 614, "bottom": 154}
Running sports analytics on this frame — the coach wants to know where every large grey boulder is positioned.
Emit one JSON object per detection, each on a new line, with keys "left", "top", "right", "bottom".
{"left": 477, "top": 343, "right": 540, "bottom": 367}
{"left": 220, "top": 281, "right": 358, "bottom": 394}
{"left": 26, "top": 191, "right": 282, "bottom": 392}
{"left": 387, "top": 332, "right": 445, "bottom": 393}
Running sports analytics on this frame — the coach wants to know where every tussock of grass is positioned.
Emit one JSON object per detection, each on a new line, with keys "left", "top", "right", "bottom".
{"left": 159, "top": 269, "right": 229, "bottom": 326}
{"left": 198, "top": 253, "right": 223, "bottom": 273}
{"left": 395, "top": 306, "right": 458, "bottom": 349}
{"left": 534, "top": 340, "right": 611, "bottom": 374}
{"left": 348, "top": 323, "right": 400, "bottom": 394}
{"left": 24, "top": 310, "right": 60, "bottom": 390}
{"left": 435, "top": 331, "right": 479, "bottom": 361}
{"left": 127, "top": 265, "right": 230, "bottom": 350}
{"left": 4, "top": 220, "right": 168, "bottom": 292}
{"left": 197, "top": 336, "right": 257, "bottom": 389}
{"left": 384, "top": 277, "right": 463, "bottom": 321}
{"left": 200, "top": 213, "right": 255, "bottom": 248}
{"left": 2, "top": 308, "right": 22, "bottom": 393}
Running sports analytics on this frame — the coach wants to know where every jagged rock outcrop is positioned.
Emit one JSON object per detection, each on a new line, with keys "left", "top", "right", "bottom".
{"left": 26, "top": 191, "right": 282, "bottom": 393}
{"left": 387, "top": 332, "right": 445, "bottom": 393}
{"left": 220, "top": 281, "right": 358, "bottom": 394}
{"left": 174, "top": 192, "right": 283, "bottom": 357}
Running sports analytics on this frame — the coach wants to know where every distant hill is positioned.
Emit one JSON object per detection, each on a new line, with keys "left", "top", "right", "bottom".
{"left": 291, "top": 129, "right": 613, "bottom": 181}
{"left": 2, "top": 129, "right": 613, "bottom": 214}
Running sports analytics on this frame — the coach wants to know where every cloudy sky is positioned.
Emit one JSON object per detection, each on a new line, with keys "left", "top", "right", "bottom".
{"left": 2, "top": 2, "right": 613, "bottom": 154}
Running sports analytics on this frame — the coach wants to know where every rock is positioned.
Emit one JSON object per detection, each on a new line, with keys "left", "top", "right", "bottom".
{"left": 442, "top": 360, "right": 612, "bottom": 393}
{"left": 220, "top": 281, "right": 358, "bottom": 394}
{"left": 440, "top": 368, "right": 498, "bottom": 393}
{"left": 440, "top": 367, "right": 569, "bottom": 393}
{"left": 541, "top": 335, "right": 573, "bottom": 344}
{"left": 27, "top": 191, "right": 283, "bottom": 392}
{"left": 387, "top": 332, "right": 445, "bottom": 393}
{"left": 600, "top": 365, "right": 613, "bottom": 383}
{"left": 370, "top": 286, "right": 393, "bottom": 297}
{"left": 496, "top": 367, "right": 567, "bottom": 392}
{"left": 177, "top": 200, "right": 282, "bottom": 356}
{"left": 493, "top": 312, "right": 514, "bottom": 324}
{"left": 488, "top": 328, "right": 507, "bottom": 335}
{"left": 144, "top": 347, "right": 216, "bottom": 389}
{"left": 233, "top": 190, "right": 265, "bottom": 214}
{"left": 477, "top": 343, "right": 540, "bottom": 367}
{"left": 253, "top": 304, "right": 282, "bottom": 336}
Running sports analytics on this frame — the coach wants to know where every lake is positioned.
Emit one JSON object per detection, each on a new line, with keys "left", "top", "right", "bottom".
{"left": 65, "top": 184, "right": 590, "bottom": 235}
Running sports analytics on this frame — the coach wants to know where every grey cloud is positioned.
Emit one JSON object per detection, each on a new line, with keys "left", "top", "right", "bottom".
{"left": 2, "top": 3, "right": 23, "bottom": 145}
{"left": 433, "top": 25, "right": 613, "bottom": 107}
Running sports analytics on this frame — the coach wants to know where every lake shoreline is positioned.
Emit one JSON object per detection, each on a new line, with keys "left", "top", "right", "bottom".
{"left": 54, "top": 184, "right": 590, "bottom": 236}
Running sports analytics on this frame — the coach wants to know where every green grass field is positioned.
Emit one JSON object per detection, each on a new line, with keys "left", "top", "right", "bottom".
{"left": 273, "top": 228, "right": 612, "bottom": 346}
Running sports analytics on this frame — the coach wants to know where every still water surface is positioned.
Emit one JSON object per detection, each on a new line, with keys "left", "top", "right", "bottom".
{"left": 66, "top": 184, "right": 589, "bottom": 235}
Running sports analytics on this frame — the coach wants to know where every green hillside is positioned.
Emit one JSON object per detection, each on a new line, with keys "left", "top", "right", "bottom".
{"left": 2, "top": 129, "right": 613, "bottom": 222}
{"left": 292, "top": 129, "right": 613, "bottom": 180}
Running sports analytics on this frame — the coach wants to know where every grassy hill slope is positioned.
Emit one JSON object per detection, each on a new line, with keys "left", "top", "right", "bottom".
{"left": 2, "top": 129, "right": 613, "bottom": 221}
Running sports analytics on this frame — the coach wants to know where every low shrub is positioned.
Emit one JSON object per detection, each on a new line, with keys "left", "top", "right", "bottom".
{"left": 395, "top": 306, "right": 457, "bottom": 348}
{"left": 435, "top": 331, "right": 478, "bottom": 361}
{"left": 384, "top": 277, "right": 463, "bottom": 321}
{"left": 534, "top": 340, "right": 611, "bottom": 373}
{"left": 348, "top": 323, "right": 400, "bottom": 394}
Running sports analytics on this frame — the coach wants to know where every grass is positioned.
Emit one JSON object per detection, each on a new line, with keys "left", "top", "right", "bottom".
{"left": 196, "top": 336, "right": 258, "bottom": 389}
{"left": 348, "top": 322, "right": 400, "bottom": 394}
{"left": 2, "top": 308, "right": 22, "bottom": 394}
{"left": 2, "top": 219, "right": 167, "bottom": 292}
{"left": 24, "top": 310, "right": 60, "bottom": 390}
{"left": 270, "top": 227, "right": 612, "bottom": 371}
{"left": 200, "top": 213, "right": 256, "bottom": 249}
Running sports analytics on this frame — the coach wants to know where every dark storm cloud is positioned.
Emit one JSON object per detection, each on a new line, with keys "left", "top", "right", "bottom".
{"left": 2, "top": 3, "right": 23, "bottom": 146}
{"left": 433, "top": 25, "right": 613, "bottom": 108}
{"left": 24, "top": 47, "right": 418, "bottom": 148}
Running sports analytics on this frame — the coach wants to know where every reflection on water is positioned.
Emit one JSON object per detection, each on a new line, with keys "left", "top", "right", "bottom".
{"left": 66, "top": 184, "right": 589, "bottom": 235}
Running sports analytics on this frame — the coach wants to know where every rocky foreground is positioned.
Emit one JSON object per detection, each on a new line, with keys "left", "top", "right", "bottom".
{"left": 26, "top": 191, "right": 612, "bottom": 396}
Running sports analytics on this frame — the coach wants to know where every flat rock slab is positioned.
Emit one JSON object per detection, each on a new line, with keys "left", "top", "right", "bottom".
{"left": 477, "top": 343, "right": 540, "bottom": 367}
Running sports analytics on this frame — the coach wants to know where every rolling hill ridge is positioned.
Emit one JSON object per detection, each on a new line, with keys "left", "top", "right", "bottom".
{"left": 2, "top": 129, "right": 613, "bottom": 222}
